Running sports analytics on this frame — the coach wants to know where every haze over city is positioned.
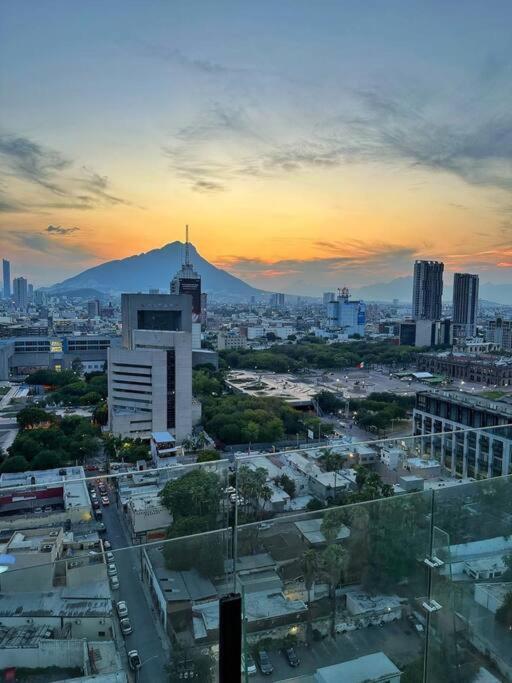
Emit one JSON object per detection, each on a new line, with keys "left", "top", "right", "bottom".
{"left": 2, "top": 1, "right": 512, "bottom": 293}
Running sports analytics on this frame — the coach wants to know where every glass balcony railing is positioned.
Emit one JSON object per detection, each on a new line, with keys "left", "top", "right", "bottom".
{"left": 0, "top": 426, "right": 512, "bottom": 682}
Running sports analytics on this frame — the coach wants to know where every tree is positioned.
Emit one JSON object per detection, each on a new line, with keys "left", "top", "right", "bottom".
{"left": 496, "top": 591, "right": 512, "bottom": 628}
{"left": 275, "top": 474, "right": 296, "bottom": 498}
{"left": 320, "top": 448, "right": 346, "bottom": 472}
{"left": 71, "top": 357, "right": 84, "bottom": 376}
{"left": 196, "top": 449, "right": 221, "bottom": 463}
{"left": 160, "top": 468, "right": 223, "bottom": 520}
{"left": 163, "top": 529, "right": 225, "bottom": 579}
{"left": 16, "top": 407, "right": 54, "bottom": 430}
{"left": 237, "top": 465, "right": 271, "bottom": 518}
{"left": 320, "top": 508, "right": 348, "bottom": 544}
{"left": 93, "top": 401, "right": 108, "bottom": 426}
{"left": 322, "top": 544, "right": 347, "bottom": 637}
{"left": 301, "top": 549, "right": 318, "bottom": 642}
{"left": 0, "top": 455, "right": 29, "bottom": 473}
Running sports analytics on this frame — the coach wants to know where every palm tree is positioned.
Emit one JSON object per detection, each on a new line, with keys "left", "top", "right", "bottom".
{"left": 322, "top": 544, "right": 347, "bottom": 638}
{"left": 301, "top": 549, "right": 318, "bottom": 642}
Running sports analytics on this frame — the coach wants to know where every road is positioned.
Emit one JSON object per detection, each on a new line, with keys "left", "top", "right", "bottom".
{"left": 100, "top": 489, "right": 170, "bottom": 683}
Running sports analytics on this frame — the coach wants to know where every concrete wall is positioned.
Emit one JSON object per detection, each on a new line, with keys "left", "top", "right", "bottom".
{"left": 0, "top": 637, "right": 88, "bottom": 670}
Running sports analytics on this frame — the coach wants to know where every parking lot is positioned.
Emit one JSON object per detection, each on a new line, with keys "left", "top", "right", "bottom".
{"left": 249, "top": 620, "right": 423, "bottom": 681}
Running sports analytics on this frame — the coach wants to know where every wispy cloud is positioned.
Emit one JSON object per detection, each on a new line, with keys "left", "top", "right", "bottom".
{"left": 0, "top": 134, "right": 132, "bottom": 212}
{"left": 1, "top": 229, "right": 94, "bottom": 261}
{"left": 46, "top": 225, "right": 80, "bottom": 235}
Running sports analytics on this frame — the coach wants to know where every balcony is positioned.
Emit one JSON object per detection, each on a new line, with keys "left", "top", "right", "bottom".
{"left": 0, "top": 426, "right": 511, "bottom": 681}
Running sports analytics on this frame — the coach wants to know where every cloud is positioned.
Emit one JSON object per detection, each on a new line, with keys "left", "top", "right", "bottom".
{"left": 46, "top": 225, "right": 80, "bottom": 235}
{"left": 192, "top": 180, "right": 225, "bottom": 193}
{"left": 1, "top": 229, "right": 94, "bottom": 261}
{"left": 0, "top": 134, "right": 131, "bottom": 211}
{"left": 215, "top": 242, "right": 421, "bottom": 292}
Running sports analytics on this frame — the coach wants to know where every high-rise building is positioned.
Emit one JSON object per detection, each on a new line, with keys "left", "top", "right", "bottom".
{"left": 87, "top": 300, "right": 100, "bottom": 318}
{"left": 13, "top": 276, "right": 28, "bottom": 309}
{"left": 452, "top": 273, "right": 479, "bottom": 340}
{"left": 412, "top": 260, "right": 444, "bottom": 320}
{"left": 323, "top": 292, "right": 335, "bottom": 305}
{"left": 327, "top": 287, "right": 366, "bottom": 337}
{"left": 170, "top": 226, "right": 201, "bottom": 350}
{"left": 108, "top": 293, "right": 193, "bottom": 442}
{"left": 270, "top": 293, "right": 285, "bottom": 307}
{"left": 2, "top": 259, "right": 11, "bottom": 299}
{"left": 27, "top": 283, "right": 34, "bottom": 303}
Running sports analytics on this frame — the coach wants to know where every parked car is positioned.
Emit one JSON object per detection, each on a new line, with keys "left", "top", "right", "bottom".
{"left": 103, "top": 540, "right": 112, "bottom": 550}
{"left": 127, "top": 650, "right": 141, "bottom": 671}
{"left": 110, "top": 576, "right": 119, "bottom": 590}
{"left": 107, "top": 563, "right": 117, "bottom": 576}
{"left": 241, "top": 654, "right": 257, "bottom": 676}
{"left": 101, "top": 496, "right": 109, "bottom": 505}
{"left": 93, "top": 500, "right": 100, "bottom": 510}
{"left": 120, "top": 618, "right": 133, "bottom": 636}
{"left": 257, "top": 650, "right": 273, "bottom": 676}
{"left": 106, "top": 551, "right": 114, "bottom": 563}
{"left": 117, "top": 601, "right": 128, "bottom": 618}
{"left": 284, "top": 647, "right": 300, "bottom": 667}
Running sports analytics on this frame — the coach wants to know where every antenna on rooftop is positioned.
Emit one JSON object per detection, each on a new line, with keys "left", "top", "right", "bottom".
{"left": 184, "top": 224, "right": 191, "bottom": 267}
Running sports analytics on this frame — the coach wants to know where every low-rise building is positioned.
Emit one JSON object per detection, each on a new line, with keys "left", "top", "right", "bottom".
{"left": 314, "top": 652, "right": 401, "bottom": 683}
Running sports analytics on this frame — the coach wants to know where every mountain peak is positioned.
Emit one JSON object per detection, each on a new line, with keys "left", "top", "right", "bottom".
{"left": 49, "top": 242, "right": 264, "bottom": 300}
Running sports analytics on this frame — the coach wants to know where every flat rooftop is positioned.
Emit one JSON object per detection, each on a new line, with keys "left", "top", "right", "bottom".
{"left": 418, "top": 388, "right": 512, "bottom": 417}
{"left": 315, "top": 652, "right": 401, "bottom": 683}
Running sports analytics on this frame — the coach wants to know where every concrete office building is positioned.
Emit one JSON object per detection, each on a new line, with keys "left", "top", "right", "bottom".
{"left": 0, "top": 335, "right": 119, "bottom": 380}
{"left": 399, "top": 318, "right": 452, "bottom": 347}
{"left": 412, "top": 260, "right": 444, "bottom": 320}
{"left": 413, "top": 389, "right": 512, "bottom": 478}
{"left": 327, "top": 288, "right": 366, "bottom": 337}
{"left": 2, "top": 259, "right": 11, "bottom": 299}
{"left": 13, "top": 276, "right": 28, "bottom": 309}
{"left": 323, "top": 292, "right": 335, "bottom": 306}
{"left": 485, "top": 318, "right": 512, "bottom": 351}
{"left": 109, "top": 293, "right": 193, "bottom": 442}
{"left": 170, "top": 227, "right": 202, "bottom": 349}
{"left": 453, "top": 273, "right": 479, "bottom": 340}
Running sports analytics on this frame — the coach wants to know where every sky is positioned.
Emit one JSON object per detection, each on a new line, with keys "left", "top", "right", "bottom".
{"left": 1, "top": 1, "right": 512, "bottom": 294}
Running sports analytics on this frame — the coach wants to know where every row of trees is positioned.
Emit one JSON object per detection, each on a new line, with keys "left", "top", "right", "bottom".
{"left": 316, "top": 390, "right": 414, "bottom": 434}
{"left": 26, "top": 367, "right": 108, "bottom": 417}
{"left": 220, "top": 340, "right": 422, "bottom": 373}
{"left": 1, "top": 409, "right": 100, "bottom": 472}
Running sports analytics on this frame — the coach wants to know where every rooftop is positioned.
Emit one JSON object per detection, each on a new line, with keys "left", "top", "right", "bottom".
{"left": 295, "top": 518, "right": 350, "bottom": 545}
{"left": 315, "top": 652, "right": 401, "bottom": 683}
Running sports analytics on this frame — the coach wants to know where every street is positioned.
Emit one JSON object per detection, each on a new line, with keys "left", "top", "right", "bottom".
{"left": 100, "top": 488, "right": 170, "bottom": 683}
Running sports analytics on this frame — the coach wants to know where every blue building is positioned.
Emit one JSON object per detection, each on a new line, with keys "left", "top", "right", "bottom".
{"left": 327, "top": 288, "right": 366, "bottom": 337}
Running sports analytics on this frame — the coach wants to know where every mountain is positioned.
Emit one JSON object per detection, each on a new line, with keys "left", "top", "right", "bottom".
{"left": 353, "top": 277, "right": 512, "bottom": 305}
{"left": 48, "top": 242, "right": 265, "bottom": 300}
{"left": 352, "top": 277, "right": 414, "bottom": 302}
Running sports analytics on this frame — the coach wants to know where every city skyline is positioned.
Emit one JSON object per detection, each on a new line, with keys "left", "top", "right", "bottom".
{"left": 1, "top": 1, "right": 512, "bottom": 293}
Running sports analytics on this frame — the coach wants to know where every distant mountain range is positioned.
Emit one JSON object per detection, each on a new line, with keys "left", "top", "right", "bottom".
{"left": 48, "top": 242, "right": 265, "bottom": 300}
{"left": 352, "top": 277, "right": 512, "bottom": 305}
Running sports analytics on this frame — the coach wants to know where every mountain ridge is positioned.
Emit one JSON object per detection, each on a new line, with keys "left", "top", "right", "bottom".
{"left": 48, "top": 241, "right": 266, "bottom": 300}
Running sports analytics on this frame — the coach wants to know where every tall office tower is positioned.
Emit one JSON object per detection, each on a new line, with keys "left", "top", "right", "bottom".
{"left": 323, "top": 292, "right": 335, "bottom": 306}
{"left": 170, "top": 226, "right": 202, "bottom": 349}
{"left": 452, "top": 273, "right": 479, "bottom": 340}
{"left": 87, "top": 299, "right": 100, "bottom": 318}
{"left": 270, "top": 292, "right": 285, "bottom": 307}
{"left": 412, "top": 260, "right": 444, "bottom": 320}
{"left": 108, "top": 293, "right": 193, "bottom": 442}
{"left": 13, "top": 276, "right": 28, "bottom": 309}
{"left": 27, "top": 283, "right": 34, "bottom": 302}
{"left": 2, "top": 259, "right": 11, "bottom": 299}
{"left": 200, "top": 292, "right": 208, "bottom": 327}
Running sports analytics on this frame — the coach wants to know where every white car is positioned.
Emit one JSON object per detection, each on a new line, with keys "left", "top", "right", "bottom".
{"left": 110, "top": 576, "right": 119, "bottom": 590}
{"left": 106, "top": 551, "right": 114, "bottom": 563}
{"left": 120, "top": 618, "right": 133, "bottom": 636}
{"left": 128, "top": 650, "right": 141, "bottom": 671}
{"left": 117, "top": 601, "right": 128, "bottom": 618}
{"left": 107, "top": 563, "right": 117, "bottom": 576}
